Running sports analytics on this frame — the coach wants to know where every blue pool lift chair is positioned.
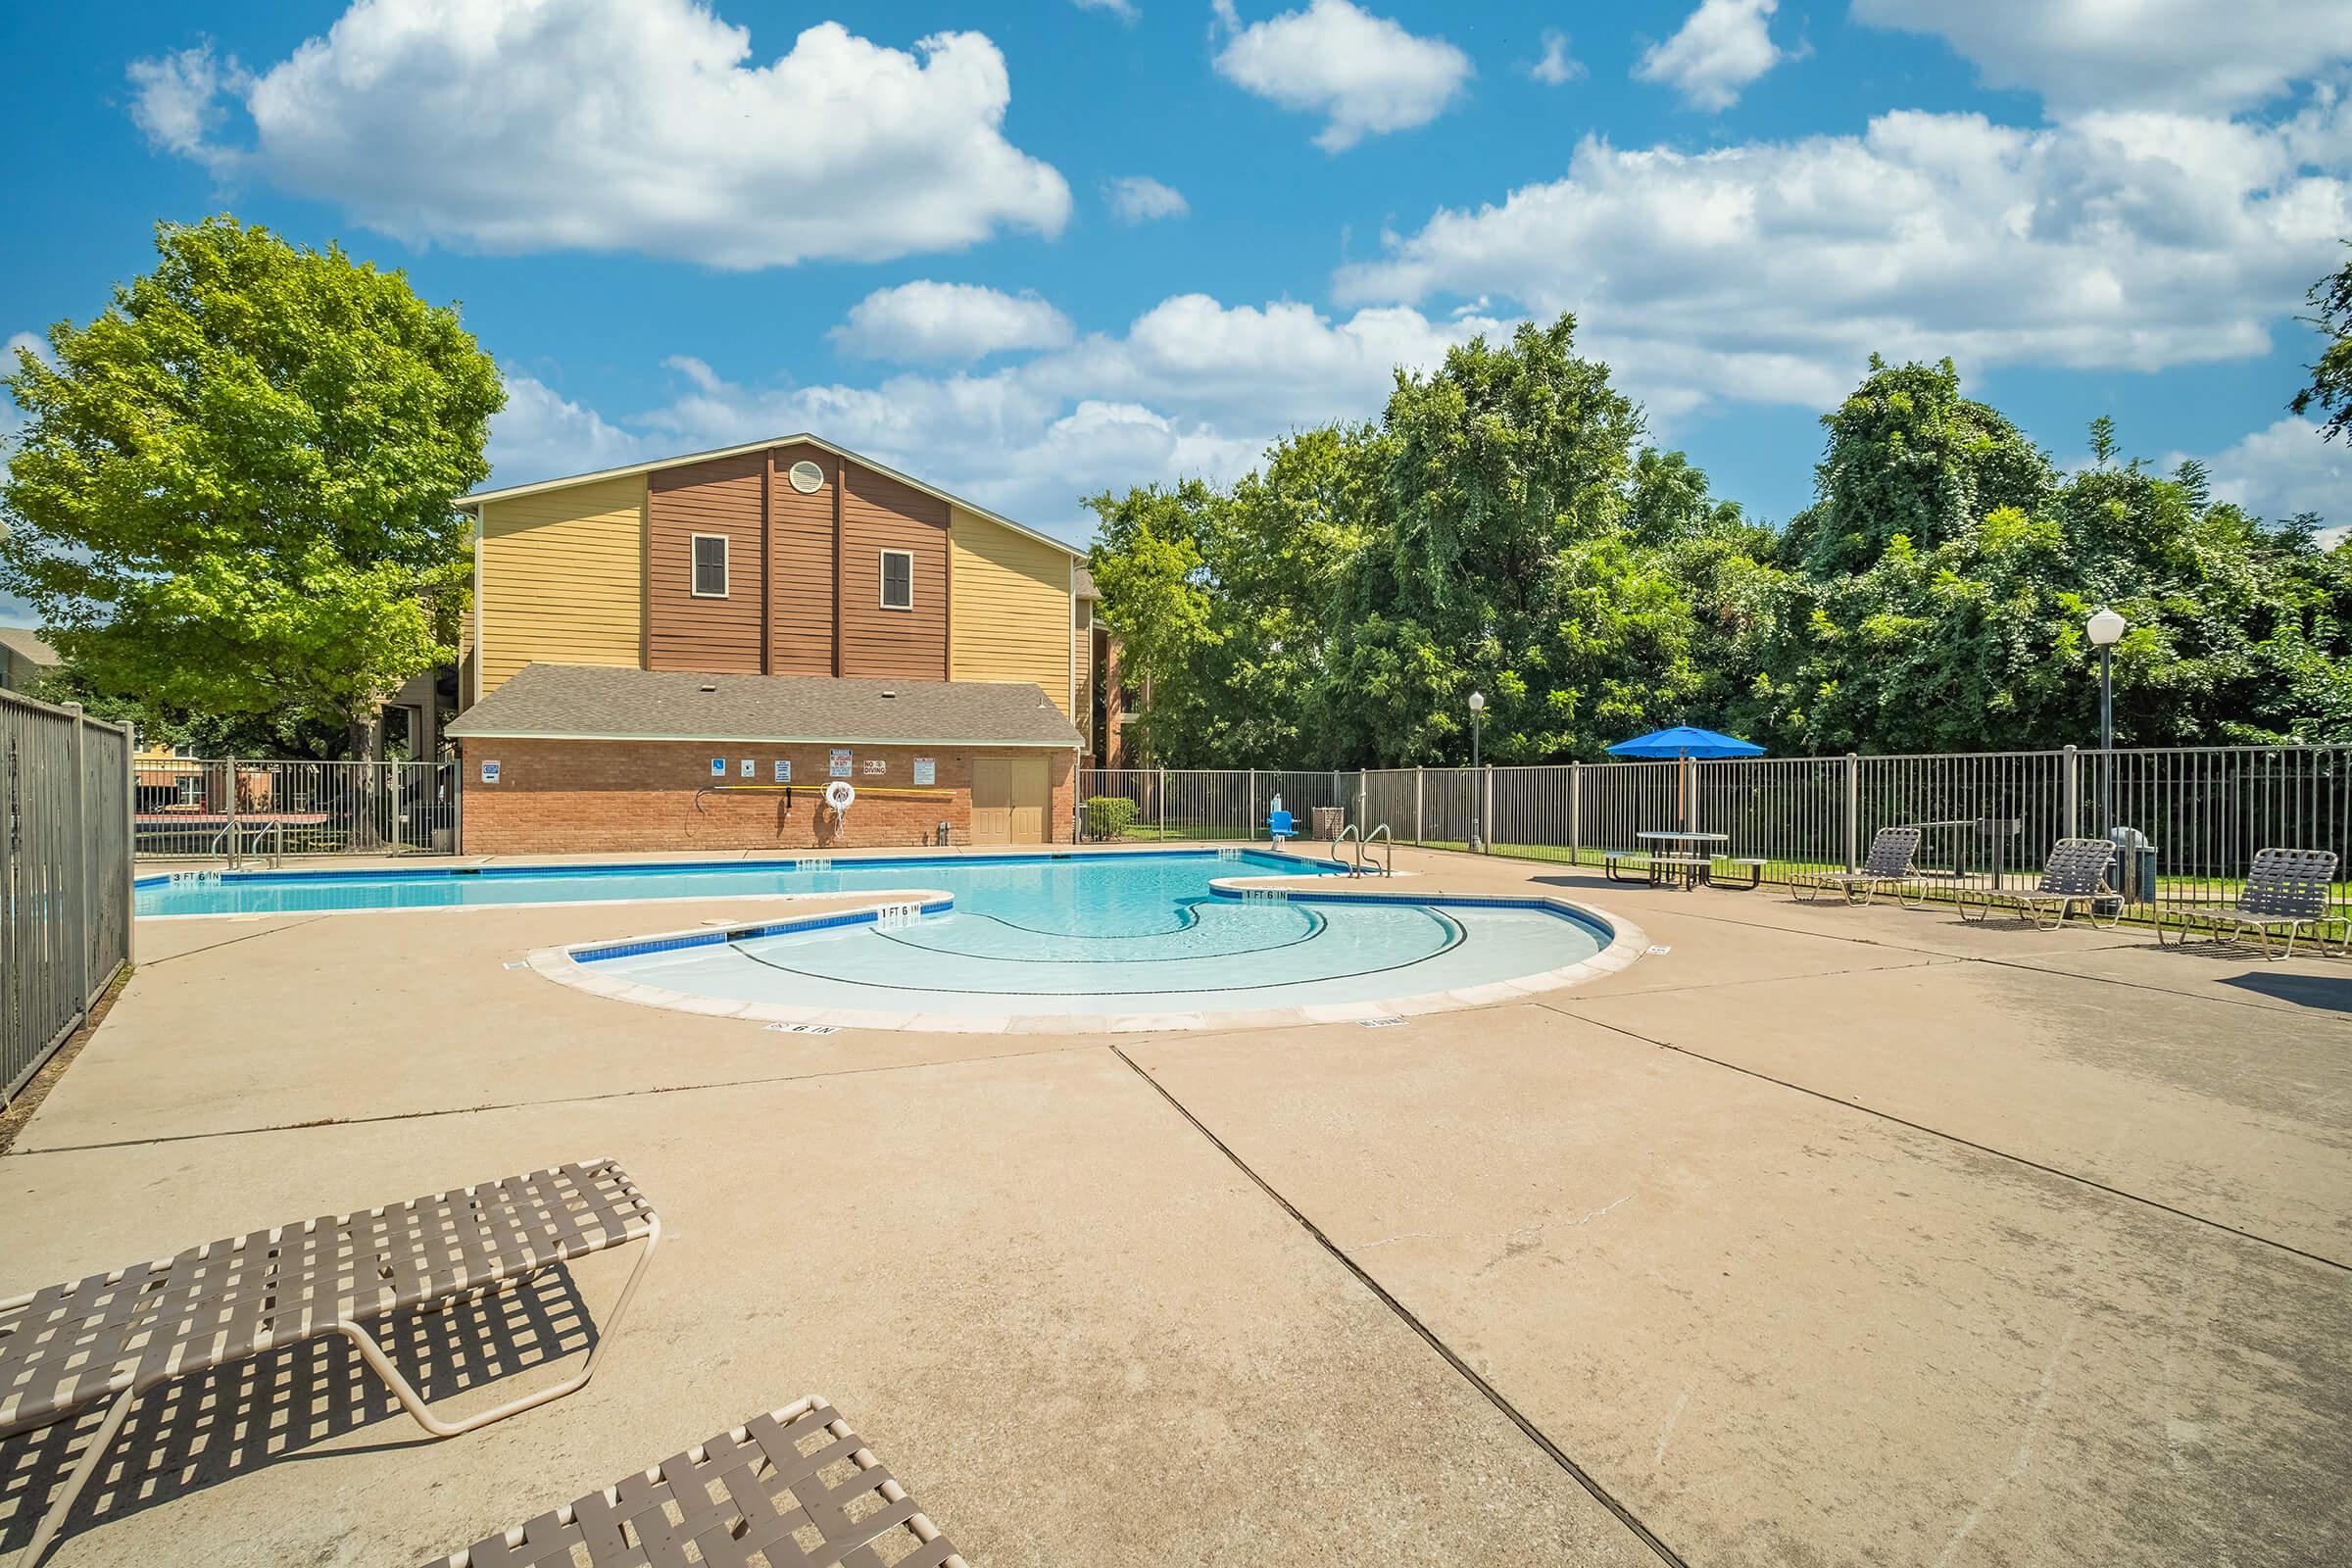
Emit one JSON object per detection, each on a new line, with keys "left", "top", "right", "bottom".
{"left": 1266, "top": 808, "right": 1297, "bottom": 845}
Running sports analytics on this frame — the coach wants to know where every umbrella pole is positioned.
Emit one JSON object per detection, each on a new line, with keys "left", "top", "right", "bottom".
{"left": 1681, "top": 752, "right": 1692, "bottom": 834}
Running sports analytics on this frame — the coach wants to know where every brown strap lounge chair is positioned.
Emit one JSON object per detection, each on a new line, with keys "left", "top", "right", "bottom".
{"left": 424, "top": 1396, "right": 964, "bottom": 1568}
{"left": 2, "top": 1159, "right": 659, "bottom": 1566}
{"left": 1792, "top": 826, "right": 1925, "bottom": 906}
{"left": 1956, "top": 837, "right": 2120, "bottom": 930}
{"left": 2160, "top": 847, "right": 2341, "bottom": 959}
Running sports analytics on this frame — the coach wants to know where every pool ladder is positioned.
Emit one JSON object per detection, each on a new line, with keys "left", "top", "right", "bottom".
{"left": 1326, "top": 823, "right": 1393, "bottom": 878}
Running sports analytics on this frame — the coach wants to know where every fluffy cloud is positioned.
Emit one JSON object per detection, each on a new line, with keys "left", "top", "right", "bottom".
{"left": 1530, "top": 30, "right": 1585, "bottom": 87}
{"left": 2184, "top": 416, "right": 2352, "bottom": 533}
{"left": 487, "top": 295, "right": 1505, "bottom": 536}
{"left": 1072, "top": 0, "right": 1140, "bottom": 20}
{"left": 830, "top": 282, "right": 1074, "bottom": 363}
{"left": 1212, "top": 0, "right": 1473, "bottom": 152}
{"left": 1336, "top": 107, "right": 2352, "bottom": 417}
{"left": 125, "top": 0, "right": 1069, "bottom": 269}
{"left": 1104, "top": 175, "right": 1190, "bottom": 223}
{"left": 1634, "top": 0, "right": 1791, "bottom": 112}
{"left": 1851, "top": 0, "right": 2352, "bottom": 115}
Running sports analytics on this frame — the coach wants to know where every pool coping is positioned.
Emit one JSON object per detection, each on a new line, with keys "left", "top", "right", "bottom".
{"left": 521, "top": 877, "right": 1650, "bottom": 1035}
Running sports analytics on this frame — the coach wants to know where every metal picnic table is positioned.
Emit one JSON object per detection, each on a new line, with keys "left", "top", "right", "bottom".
{"left": 1636, "top": 829, "right": 1733, "bottom": 890}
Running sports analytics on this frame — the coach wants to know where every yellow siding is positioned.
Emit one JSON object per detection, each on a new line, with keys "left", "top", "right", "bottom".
{"left": 949, "top": 507, "right": 1075, "bottom": 715}
{"left": 477, "top": 476, "right": 645, "bottom": 697}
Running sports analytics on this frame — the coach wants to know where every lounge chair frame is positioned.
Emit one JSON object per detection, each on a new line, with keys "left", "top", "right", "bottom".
{"left": 1793, "top": 827, "right": 1925, "bottom": 906}
{"left": 425, "top": 1396, "right": 965, "bottom": 1568}
{"left": 1955, "top": 837, "right": 2120, "bottom": 930}
{"left": 2158, "top": 847, "right": 2341, "bottom": 959}
{"left": 2, "top": 1159, "right": 659, "bottom": 1567}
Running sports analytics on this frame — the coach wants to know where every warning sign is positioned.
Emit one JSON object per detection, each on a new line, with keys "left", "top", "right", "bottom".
{"left": 912, "top": 757, "right": 935, "bottom": 786}
{"left": 828, "top": 749, "right": 853, "bottom": 778}
{"left": 862, "top": 758, "right": 886, "bottom": 776}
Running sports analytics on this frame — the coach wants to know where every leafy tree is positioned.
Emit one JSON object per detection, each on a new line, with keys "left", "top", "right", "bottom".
{"left": 1, "top": 216, "right": 503, "bottom": 759}
{"left": 2291, "top": 242, "right": 2352, "bottom": 441}
{"left": 1787, "top": 356, "right": 2055, "bottom": 578}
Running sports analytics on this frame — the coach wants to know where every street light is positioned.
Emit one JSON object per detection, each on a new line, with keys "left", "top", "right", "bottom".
{"left": 2086, "top": 608, "right": 2126, "bottom": 833}
{"left": 1467, "top": 690, "right": 1486, "bottom": 855}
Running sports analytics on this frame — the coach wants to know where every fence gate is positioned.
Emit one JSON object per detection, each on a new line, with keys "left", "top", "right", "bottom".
{"left": 2, "top": 692, "right": 134, "bottom": 1103}
{"left": 133, "top": 757, "right": 459, "bottom": 861}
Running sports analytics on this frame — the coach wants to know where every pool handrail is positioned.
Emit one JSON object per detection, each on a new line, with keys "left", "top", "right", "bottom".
{"left": 1362, "top": 823, "right": 1394, "bottom": 878}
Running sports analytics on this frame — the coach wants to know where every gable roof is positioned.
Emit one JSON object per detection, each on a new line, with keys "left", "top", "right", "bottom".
{"left": 446, "top": 664, "right": 1083, "bottom": 749}
{"left": 0, "top": 626, "right": 59, "bottom": 667}
{"left": 456, "top": 433, "right": 1084, "bottom": 562}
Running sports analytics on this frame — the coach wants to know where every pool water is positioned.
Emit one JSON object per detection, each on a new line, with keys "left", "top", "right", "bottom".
{"left": 138, "top": 850, "right": 1617, "bottom": 1024}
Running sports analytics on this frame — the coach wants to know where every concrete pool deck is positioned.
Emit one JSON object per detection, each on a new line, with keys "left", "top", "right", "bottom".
{"left": 4, "top": 845, "right": 2347, "bottom": 1565}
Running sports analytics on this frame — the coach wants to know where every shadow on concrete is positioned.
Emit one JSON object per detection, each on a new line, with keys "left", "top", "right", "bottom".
{"left": 0, "top": 1266, "right": 596, "bottom": 1556}
{"left": 2216, "top": 969, "right": 2352, "bottom": 1015}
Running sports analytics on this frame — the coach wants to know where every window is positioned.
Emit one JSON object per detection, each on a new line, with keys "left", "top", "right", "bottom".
{"left": 878, "top": 549, "right": 913, "bottom": 611}
{"left": 691, "top": 534, "right": 728, "bottom": 598}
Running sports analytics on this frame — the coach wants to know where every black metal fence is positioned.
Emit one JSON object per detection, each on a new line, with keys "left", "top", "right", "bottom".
{"left": 3, "top": 690, "right": 133, "bottom": 1102}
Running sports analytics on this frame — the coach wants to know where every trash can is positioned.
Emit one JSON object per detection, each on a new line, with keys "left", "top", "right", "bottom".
{"left": 2105, "top": 825, "right": 2154, "bottom": 909}
{"left": 1312, "top": 806, "right": 1347, "bottom": 841}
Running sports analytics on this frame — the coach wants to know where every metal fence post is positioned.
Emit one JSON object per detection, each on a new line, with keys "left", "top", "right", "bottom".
{"left": 1483, "top": 764, "right": 1495, "bottom": 854}
{"left": 225, "top": 754, "right": 240, "bottom": 869}
{"left": 2061, "top": 744, "right": 2081, "bottom": 840}
{"left": 1413, "top": 766, "right": 1425, "bottom": 846}
{"left": 1248, "top": 768, "right": 1258, "bottom": 841}
{"left": 122, "top": 719, "right": 138, "bottom": 966}
{"left": 1570, "top": 760, "right": 1583, "bottom": 867}
{"left": 1842, "top": 753, "right": 1859, "bottom": 873}
{"left": 1157, "top": 766, "right": 1166, "bottom": 839}
{"left": 64, "top": 705, "right": 90, "bottom": 1008}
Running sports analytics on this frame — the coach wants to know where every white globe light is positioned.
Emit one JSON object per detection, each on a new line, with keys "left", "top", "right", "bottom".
{"left": 1468, "top": 690, "right": 1486, "bottom": 712}
{"left": 2085, "top": 608, "right": 2126, "bottom": 647}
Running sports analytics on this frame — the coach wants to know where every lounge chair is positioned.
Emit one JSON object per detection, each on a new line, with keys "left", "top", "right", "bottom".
{"left": 1955, "top": 837, "right": 2120, "bottom": 930}
{"left": 2159, "top": 847, "right": 2341, "bottom": 959}
{"left": 2, "top": 1159, "right": 659, "bottom": 1566}
{"left": 423, "top": 1396, "right": 964, "bottom": 1568}
{"left": 1791, "top": 826, "right": 1924, "bottom": 906}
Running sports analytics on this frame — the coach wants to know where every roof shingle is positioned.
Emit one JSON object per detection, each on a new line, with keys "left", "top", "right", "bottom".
{"left": 446, "top": 664, "right": 1083, "bottom": 749}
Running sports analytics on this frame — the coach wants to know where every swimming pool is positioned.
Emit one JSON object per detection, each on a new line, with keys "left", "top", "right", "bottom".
{"left": 139, "top": 850, "right": 1642, "bottom": 1030}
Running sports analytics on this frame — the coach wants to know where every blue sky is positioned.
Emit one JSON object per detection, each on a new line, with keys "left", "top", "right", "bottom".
{"left": 6, "top": 0, "right": 2352, "bottom": 623}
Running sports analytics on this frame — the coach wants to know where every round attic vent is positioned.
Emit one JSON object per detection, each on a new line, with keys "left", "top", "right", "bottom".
{"left": 787, "top": 460, "right": 824, "bottom": 494}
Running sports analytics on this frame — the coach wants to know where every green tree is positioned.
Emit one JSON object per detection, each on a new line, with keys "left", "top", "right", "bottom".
{"left": 1787, "top": 356, "right": 2055, "bottom": 579}
{"left": 1, "top": 216, "right": 503, "bottom": 759}
{"left": 2291, "top": 242, "right": 2352, "bottom": 441}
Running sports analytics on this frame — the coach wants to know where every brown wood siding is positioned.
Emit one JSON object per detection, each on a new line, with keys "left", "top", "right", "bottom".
{"left": 648, "top": 453, "right": 764, "bottom": 672}
{"left": 766, "top": 444, "right": 838, "bottom": 675}
{"left": 839, "top": 463, "right": 949, "bottom": 679}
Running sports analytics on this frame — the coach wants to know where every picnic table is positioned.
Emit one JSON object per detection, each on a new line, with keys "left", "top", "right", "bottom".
{"left": 1631, "top": 829, "right": 1737, "bottom": 890}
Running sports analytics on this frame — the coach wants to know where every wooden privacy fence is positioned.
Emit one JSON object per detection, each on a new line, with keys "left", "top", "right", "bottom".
{"left": 2, "top": 690, "right": 134, "bottom": 1102}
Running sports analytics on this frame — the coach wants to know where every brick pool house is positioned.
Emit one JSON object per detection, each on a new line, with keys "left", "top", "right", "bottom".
{"left": 446, "top": 435, "right": 1092, "bottom": 852}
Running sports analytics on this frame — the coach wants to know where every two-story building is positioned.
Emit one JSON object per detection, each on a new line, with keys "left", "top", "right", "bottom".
{"left": 444, "top": 435, "right": 1092, "bottom": 853}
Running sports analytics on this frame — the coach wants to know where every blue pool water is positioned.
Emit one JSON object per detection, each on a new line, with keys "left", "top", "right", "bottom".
{"left": 135, "top": 849, "right": 1326, "bottom": 918}
{"left": 138, "top": 850, "right": 1613, "bottom": 1021}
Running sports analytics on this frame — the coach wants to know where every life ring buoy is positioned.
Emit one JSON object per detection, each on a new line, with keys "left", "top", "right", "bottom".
{"left": 823, "top": 780, "right": 857, "bottom": 811}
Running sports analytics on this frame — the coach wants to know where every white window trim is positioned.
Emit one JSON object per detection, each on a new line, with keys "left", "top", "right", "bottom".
{"left": 690, "top": 533, "right": 730, "bottom": 599}
{"left": 878, "top": 548, "right": 914, "bottom": 612}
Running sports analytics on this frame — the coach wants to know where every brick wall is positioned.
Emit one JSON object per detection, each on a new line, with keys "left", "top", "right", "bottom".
{"left": 459, "top": 738, "right": 1077, "bottom": 855}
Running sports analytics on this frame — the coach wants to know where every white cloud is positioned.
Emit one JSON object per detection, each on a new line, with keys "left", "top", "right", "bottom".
{"left": 1851, "top": 0, "right": 2352, "bottom": 115}
{"left": 125, "top": 0, "right": 1070, "bottom": 270}
{"left": 487, "top": 295, "right": 1505, "bottom": 537}
{"left": 1336, "top": 107, "right": 2352, "bottom": 418}
{"left": 1635, "top": 0, "right": 1790, "bottom": 112}
{"left": 1073, "top": 0, "right": 1140, "bottom": 20}
{"left": 1105, "top": 175, "right": 1190, "bottom": 223}
{"left": 1212, "top": 0, "right": 1473, "bottom": 152}
{"left": 829, "top": 282, "right": 1074, "bottom": 363}
{"left": 1530, "top": 29, "right": 1585, "bottom": 87}
{"left": 2181, "top": 416, "right": 2352, "bottom": 531}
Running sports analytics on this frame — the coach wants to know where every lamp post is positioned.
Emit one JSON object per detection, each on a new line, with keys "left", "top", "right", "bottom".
{"left": 1467, "top": 690, "right": 1486, "bottom": 855}
{"left": 2085, "top": 607, "right": 2126, "bottom": 834}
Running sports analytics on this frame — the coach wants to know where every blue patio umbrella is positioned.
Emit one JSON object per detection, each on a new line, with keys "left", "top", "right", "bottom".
{"left": 1605, "top": 725, "right": 1765, "bottom": 760}
{"left": 1606, "top": 726, "right": 1764, "bottom": 832}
